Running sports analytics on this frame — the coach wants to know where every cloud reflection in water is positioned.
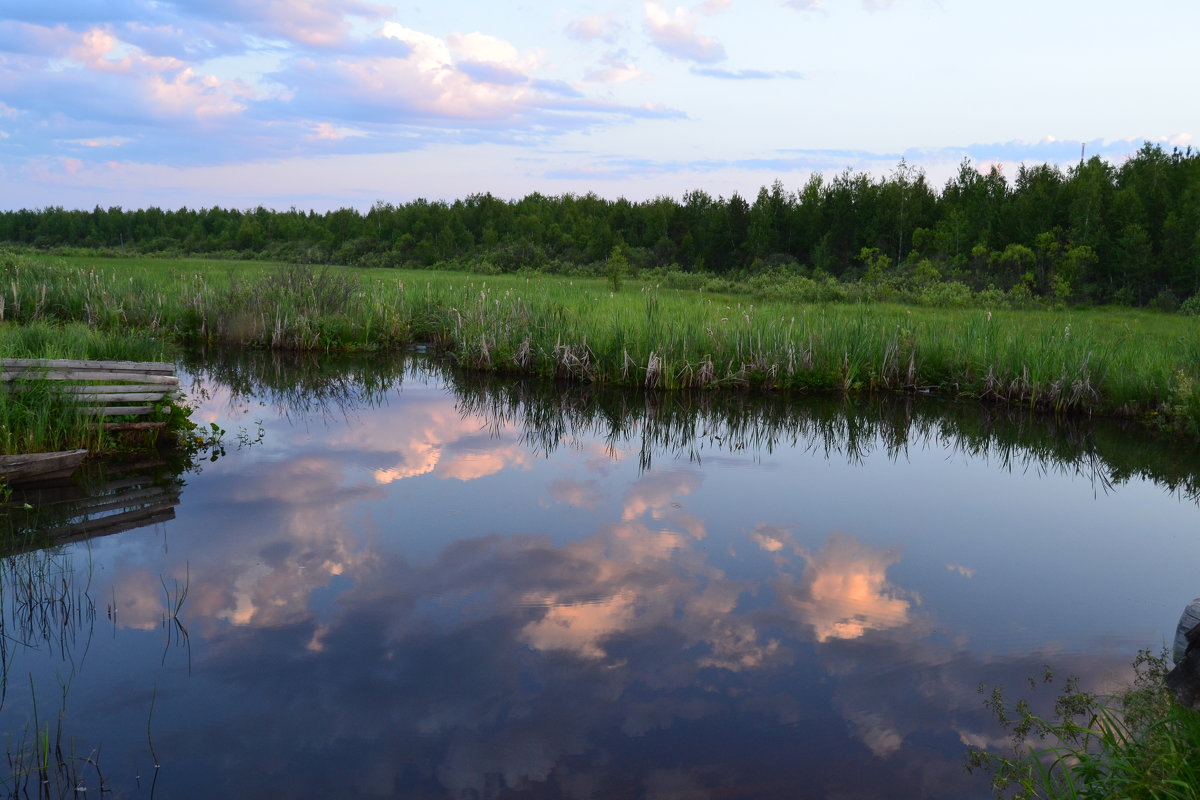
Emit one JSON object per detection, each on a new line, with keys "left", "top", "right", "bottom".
{"left": 88, "top": 369, "right": 1160, "bottom": 799}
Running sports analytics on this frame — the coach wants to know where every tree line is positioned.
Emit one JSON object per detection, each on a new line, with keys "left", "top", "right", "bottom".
{"left": 3, "top": 142, "right": 1198, "bottom": 307}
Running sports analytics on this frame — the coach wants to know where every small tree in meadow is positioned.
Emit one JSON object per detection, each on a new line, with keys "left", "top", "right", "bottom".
{"left": 606, "top": 244, "right": 630, "bottom": 291}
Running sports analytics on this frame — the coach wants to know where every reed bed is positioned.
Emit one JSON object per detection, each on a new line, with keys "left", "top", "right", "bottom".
{"left": 4, "top": 252, "right": 1199, "bottom": 435}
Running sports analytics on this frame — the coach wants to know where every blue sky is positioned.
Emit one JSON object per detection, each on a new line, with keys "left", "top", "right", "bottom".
{"left": 0, "top": 0, "right": 1194, "bottom": 210}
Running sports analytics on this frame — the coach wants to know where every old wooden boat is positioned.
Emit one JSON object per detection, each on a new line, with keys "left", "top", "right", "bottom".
{"left": 0, "top": 449, "right": 88, "bottom": 484}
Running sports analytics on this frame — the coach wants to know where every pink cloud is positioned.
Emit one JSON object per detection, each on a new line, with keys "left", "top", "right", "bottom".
{"left": 0, "top": 20, "right": 78, "bottom": 56}
{"left": 565, "top": 13, "right": 620, "bottom": 43}
{"left": 148, "top": 67, "right": 248, "bottom": 120}
{"left": 285, "top": 23, "right": 550, "bottom": 122}
{"left": 643, "top": 1, "right": 726, "bottom": 64}
{"left": 621, "top": 471, "right": 703, "bottom": 520}
{"left": 781, "top": 533, "right": 915, "bottom": 643}
{"left": 549, "top": 479, "right": 604, "bottom": 509}
{"left": 56, "top": 27, "right": 249, "bottom": 122}
{"left": 199, "top": 0, "right": 390, "bottom": 49}
{"left": 70, "top": 27, "right": 185, "bottom": 74}
{"left": 307, "top": 122, "right": 367, "bottom": 141}
{"left": 583, "top": 51, "right": 643, "bottom": 84}
{"left": 784, "top": 0, "right": 898, "bottom": 9}
{"left": 66, "top": 136, "right": 131, "bottom": 147}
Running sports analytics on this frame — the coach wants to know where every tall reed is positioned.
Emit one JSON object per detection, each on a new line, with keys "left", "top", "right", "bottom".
{"left": 3, "top": 252, "right": 1198, "bottom": 435}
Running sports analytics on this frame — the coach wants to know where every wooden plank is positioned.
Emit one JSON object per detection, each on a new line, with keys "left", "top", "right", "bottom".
{"left": 71, "top": 392, "right": 167, "bottom": 403}
{"left": 62, "top": 384, "right": 173, "bottom": 395}
{"left": 101, "top": 421, "right": 167, "bottom": 432}
{"left": 0, "top": 358, "right": 174, "bottom": 373}
{"left": 0, "top": 370, "right": 180, "bottom": 384}
{"left": 79, "top": 405, "right": 155, "bottom": 417}
{"left": 0, "top": 449, "right": 88, "bottom": 483}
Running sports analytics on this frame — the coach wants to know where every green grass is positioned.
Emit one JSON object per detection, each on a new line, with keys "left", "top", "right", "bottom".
{"left": 968, "top": 651, "right": 1200, "bottom": 799}
{"left": 4, "top": 250, "right": 1200, "bottom": 436}
{"left": 0, "top": 380, "right": 104, "bottom": 455}
{"left": 0, "top": 320, "right": 169, "bottom": 362}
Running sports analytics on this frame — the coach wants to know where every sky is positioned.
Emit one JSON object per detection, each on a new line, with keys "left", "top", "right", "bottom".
{"left": 0, "top": 0, "right": 1194, "bottom": 211}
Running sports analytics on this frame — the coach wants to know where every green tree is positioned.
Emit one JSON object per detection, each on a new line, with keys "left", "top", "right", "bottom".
{"left": 606, "top": 243, "right": 630, "bottom": 291}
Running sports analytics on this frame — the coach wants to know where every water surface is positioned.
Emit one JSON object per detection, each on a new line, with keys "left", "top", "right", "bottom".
{"left": 3, "top": 354, "right": 1199, "bottom": 799}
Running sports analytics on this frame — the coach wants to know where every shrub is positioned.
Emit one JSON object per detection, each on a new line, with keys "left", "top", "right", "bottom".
{"left": 976, "top": 287, "right": 1010, "bottom": 309}
{"left": 919, "top": 280, "right": 973, "bottom": 308}
{"left": 967, "top": 650, "right": 1200, "bottom": 800}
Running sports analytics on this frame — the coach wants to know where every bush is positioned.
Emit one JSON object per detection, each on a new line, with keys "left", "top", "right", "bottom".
{"left": 919, "top": 280, "right": 973, "bottom": 308}
{"left": 967, "top": 650, "right": 1200, "bottom": 800}
{"left": 976, "top": 287, "right": 1010, "bottom": 309}
{"left": 1007, "top": 284, "right": 1037, "bottom": 310}
{"left": 1152, "top": 288, "right": 1181, "bottom": 312}
{"left": 1180, "top": 293, "right": 1200, "bottom": 316}
{"left": 701, "top": 277, "right": 738, "bottom": 294}
{"left": 641, "top": 267, "right": 708, "bottom": 291}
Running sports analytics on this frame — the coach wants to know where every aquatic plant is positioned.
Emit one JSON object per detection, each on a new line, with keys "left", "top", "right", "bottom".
{"left": 966, "top": 651, "right": 1200, "bottom": 799}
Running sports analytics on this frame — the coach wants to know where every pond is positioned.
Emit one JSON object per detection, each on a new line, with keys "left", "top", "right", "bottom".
{"left": 2, "top": 353, "right": 1199, "bottom": 799}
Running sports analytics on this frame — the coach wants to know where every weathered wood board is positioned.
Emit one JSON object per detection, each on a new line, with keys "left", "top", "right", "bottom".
{"left": 0, "top": 449, "right": 88, "bottom": 483}
{"left": 0, "top": 357, "right": 179, "bottom": 419}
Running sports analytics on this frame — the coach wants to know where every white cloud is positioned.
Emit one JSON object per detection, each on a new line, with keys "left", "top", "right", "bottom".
{"left": 446, "top": 31, "right": 538, "bottom": 71}
{"left": 643, "top": 1, "right": 726, "bottom": 64}
{"left": 583, "top": 50, "right": 643, "bottom": 84}
{"left": 565, "top": 13, "right": 620, "bottom": 43}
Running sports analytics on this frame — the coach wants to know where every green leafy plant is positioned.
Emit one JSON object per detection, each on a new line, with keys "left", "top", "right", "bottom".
{"left": 966, "top": 650, "right": 1200, "bottom": 799}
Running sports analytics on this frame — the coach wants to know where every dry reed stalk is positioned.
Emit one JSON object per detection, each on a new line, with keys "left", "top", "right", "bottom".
{"left": 645, "top": 352, "right": 661, "bottom": 388}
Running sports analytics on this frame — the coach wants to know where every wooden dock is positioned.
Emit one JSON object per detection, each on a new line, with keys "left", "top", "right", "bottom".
{"left": 0, "top": 358, "right": 180, "bottom": 419}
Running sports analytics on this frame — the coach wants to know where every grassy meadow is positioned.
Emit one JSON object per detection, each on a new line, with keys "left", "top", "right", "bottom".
{"left": 4, "top": 250, "right": 1200, "bottom": 440}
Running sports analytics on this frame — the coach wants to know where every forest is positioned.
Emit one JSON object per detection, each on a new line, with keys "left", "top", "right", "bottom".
{"left": 3, "top": 143, "right": 1199, "bottom": 309}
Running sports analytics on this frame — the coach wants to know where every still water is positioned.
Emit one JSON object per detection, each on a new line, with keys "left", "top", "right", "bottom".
{"left": 3, "top": 354, "right": 1199, "bottom": 799}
